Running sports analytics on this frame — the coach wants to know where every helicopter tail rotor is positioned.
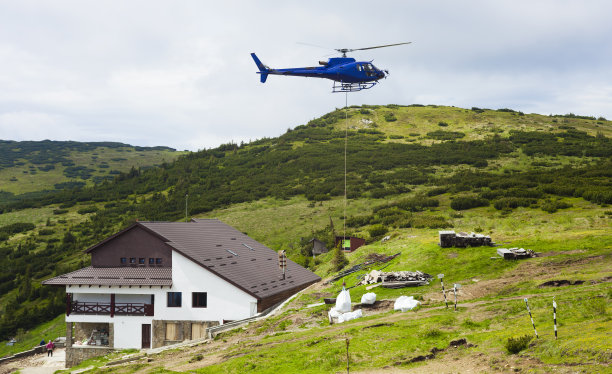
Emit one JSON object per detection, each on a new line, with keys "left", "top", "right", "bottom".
{"left": 251, "top": 53, "right": 271, "bottom": 83}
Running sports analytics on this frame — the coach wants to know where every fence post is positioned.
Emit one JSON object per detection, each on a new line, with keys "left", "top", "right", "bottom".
{"left": 524, "top": 298, "right": 538, "bottom": 338}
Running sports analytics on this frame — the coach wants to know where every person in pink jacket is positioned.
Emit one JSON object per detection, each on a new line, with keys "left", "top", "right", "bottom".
{"left": 45, "top": 339, "right": 55, "bottom": 357}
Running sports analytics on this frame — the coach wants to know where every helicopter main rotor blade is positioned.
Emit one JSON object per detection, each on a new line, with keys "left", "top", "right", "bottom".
{"left": 297, "top": 42, "right": 332, "bottom": 50}
{"left": 337, "top": 42, "right": 412, "bottom": 54}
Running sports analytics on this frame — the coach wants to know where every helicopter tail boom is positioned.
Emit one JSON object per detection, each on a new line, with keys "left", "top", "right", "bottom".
{"left": 251, "top": 53, "right": 269, "bottom": 83}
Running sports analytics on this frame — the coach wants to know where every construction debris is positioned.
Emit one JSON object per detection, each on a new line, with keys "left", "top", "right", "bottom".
{"left": 496, "top": 247, "right": 536, "bottom": 260}
{"left": 326, "top": 252, "right": 401, "bottom": 283}
{"left": 359, "top": 270, "right": 432, "bottom": 288}
{"left": 439, "top": 230, "right": 495, "bottom": 248}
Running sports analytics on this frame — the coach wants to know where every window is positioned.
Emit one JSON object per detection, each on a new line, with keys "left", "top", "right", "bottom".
{"left": 167, "top": 292, "right": 182, "bottom": 307}
{"left": 165, "top": 323, "right": 179, "bottom": 340}
{"left": 156, "top": 258, "right": 163, "bottom": 265}
{"left": 129, "top": 257, "right": 136, "bottom": 265}
{"left": 192, "top": 292, "right": 207, "bottom": 308}
{"left": 120, "top": 257, "right": 127, "bottom": 265}
{"left": 139, "top": 258, "right": 145, "bottom": 265}
{"left": 149, "top": 258, "right": 155, "bottom": 265}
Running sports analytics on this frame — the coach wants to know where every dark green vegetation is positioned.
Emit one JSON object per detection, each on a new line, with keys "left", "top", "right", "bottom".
{"left": 1, "top": 105, "right": 611, "bottom": 372}
{"left": 0, "top": 140, "right": 182, "bottom": 199}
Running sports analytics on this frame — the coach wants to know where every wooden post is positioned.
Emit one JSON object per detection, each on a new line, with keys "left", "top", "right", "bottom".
{"left": 66, "top": 293, "right": 72, "bottom": 316}
{"left": 110, "top": 293, "right": 115, "bottom": 318}
{"left": 346, "top": 338, "right": 350, "bottom": 374}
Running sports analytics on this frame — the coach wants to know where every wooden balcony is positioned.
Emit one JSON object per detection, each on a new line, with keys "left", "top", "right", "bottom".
{"left": 69, "top": 301, "right": 153, "bottom": 317}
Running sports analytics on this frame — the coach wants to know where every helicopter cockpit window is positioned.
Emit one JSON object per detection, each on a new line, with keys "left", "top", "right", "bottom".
{"left": 364, "top": 63, "right": 375, "bottom": 76}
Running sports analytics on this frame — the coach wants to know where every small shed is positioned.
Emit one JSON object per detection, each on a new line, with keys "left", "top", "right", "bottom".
{"left": 309, "top": 238, "right": 329, "bottom": 256}
{"left": 335, "top": 236, "right": 366, "bottom": 253}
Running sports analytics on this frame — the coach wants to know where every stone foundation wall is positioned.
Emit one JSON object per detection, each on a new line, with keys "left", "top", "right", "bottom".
{"left": 74, "top": 322, "right": 110, "bottom": 342}
{"left": 66, "top": 347, "right": 114, "bottom": 368}
{"left": 151, "top": 320, "right": 219, "bottom": 348}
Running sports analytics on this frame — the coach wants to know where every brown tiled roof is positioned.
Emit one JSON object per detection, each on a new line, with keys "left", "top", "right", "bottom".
{"left": 42, "top": 266, "right": 172, "bottom": 286}
{"left": 137, "top": 219, "right": 321, "bottom": 300}
{"left": 44, "top": 219, "right": 320, "bottom": 300}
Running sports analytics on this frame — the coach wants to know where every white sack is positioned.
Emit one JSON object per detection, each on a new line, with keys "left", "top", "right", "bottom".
{"left": 337, "top": 309, "right": 363, "bottom": 323}
{"left": 394, "top": 296, "right": 420, "bottom": 312}
{"left": 328, "top": 307, "right": 341, "bottom": 319}
{"left": 360, "top": 292, "right": 377, "bottom": 305}
{"left": 335, "top": 288, "right": 352, "bottom": 313}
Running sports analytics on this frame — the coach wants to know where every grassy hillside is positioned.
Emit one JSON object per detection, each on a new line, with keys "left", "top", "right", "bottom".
{"left": 0, "top": 140, "right": 184, "bottom": 197}
{"left": 1, "top": 105, "right": 611, "bottom": 372}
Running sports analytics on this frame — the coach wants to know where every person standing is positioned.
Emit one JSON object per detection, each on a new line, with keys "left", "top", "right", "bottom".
{"left": 46, "top": 339, "right": 55, "bottom": 357}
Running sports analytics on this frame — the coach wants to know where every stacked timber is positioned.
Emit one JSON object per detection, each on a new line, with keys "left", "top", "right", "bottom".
{"left": 439, "top": 230, "right": 495, "bottom": 248}
{"left": 360, "top": 270, "right": 432, "bottom": 288}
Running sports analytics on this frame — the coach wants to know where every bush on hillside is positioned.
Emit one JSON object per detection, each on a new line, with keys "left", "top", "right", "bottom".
{"left": 384, "top": 112, "right": 397, "bottom": 122}
{"left": 368, "top": 224, "right": 388, "bottom": 239}
{"left": 505, "top": 335, "right": 532, "bottom": 354}
{"left": 451, "top": 196, "right": 490, "bottom": 211}
{"left": 331, "top": 246, "right": 349, "bottom": 272}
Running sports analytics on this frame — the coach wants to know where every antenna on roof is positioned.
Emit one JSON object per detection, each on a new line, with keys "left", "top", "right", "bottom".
{"left": 185, "top": 194, "right": 189, "bottom": 222}
{"left": 278, "top": 250, "right": 287, "bottom": 280}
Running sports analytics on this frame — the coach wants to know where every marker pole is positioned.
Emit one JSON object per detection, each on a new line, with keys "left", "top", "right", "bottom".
{"left": 453, "top": 284, "right": 458, "bottom": 311}
{"left": 553, "top": 297, "right": 557, "bottom": 340}
{"left": 524, "top": 298, "right": 538, "bottom": 338}
{"left": 438, "top": 274, "right": 448, "bottom": 309}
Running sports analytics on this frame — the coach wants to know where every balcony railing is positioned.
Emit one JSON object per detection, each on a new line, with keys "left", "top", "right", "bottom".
{"left": 70, "top": 301, "right": 153, "bottom": 317}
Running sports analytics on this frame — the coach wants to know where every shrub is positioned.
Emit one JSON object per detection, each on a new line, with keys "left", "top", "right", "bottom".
{"left": 388, "top": 134, "right": 404, "bottom": 139}
{"left": 541, "top": 200, "right": 572, "bottom": 213}
{"left": 77, "top": 206, "right": 99, "bottom": 214}
{"left": 360, "top": 109, "right": 371, "bottom": 115}
{"left": 505, "top": 335, "right": 532, "bottom": 354}
{"left": 493, "top": 197, "right": 535, "bottom": 210}
{"left": 331, "top": 246, "right": 349, "bottom": 272}
{"left": 368, "top": 224, "right": 388, "bottom": 238}
{"left": 426, "top": 130, "right": 466, "bottom": 141}
{"left": 438, "top": 121, "right": 449, "bottom": 127}
{"left": 384, "top": 113, "right": 397, "bottom": 122}
{"left": 451, "top": 196, "right": 490, "bottom": 211}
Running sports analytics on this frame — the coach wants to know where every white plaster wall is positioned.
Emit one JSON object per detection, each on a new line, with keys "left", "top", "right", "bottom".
{"left": 113, "top": 316, "right": 153, "bottom": 349}
{"left": 155, "top": 251, "right": 257, "bottom": 322}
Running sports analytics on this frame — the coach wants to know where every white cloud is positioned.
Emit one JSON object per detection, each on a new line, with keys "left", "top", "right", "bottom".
{"left": 0, "top": 0, "right": 611, "bottom": 150}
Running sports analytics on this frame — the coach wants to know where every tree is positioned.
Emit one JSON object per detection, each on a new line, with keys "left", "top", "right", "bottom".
{"left": 331, "top": 245, "right": 348, "bottom": 272}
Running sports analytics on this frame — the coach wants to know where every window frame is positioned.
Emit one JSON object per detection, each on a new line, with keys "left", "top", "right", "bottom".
{"left": 167, "top": 292, "right": 182, "bottom": 308}
{"left": 192, "top": 292, "right": 208, "bottom": 308}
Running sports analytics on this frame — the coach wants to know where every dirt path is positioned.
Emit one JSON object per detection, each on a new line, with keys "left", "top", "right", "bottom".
{"left": 0, "top": 348, "right": 65, "bottom": 374}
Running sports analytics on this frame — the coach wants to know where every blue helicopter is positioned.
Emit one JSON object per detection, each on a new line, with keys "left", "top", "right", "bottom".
{"left": 251, "top": 42, "right": 411, "bottom": 92}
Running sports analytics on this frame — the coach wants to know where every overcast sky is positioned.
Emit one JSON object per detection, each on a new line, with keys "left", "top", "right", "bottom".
{"left": 0, "top": 1, "right": 610, "bottom": 151}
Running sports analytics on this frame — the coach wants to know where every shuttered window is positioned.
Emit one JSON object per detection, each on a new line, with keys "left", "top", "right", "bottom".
{"left": 165, "top": 323, "right": 179, "bottom": 340}
{"left": 167, "top": 292, "right": 182, "bottom": 307}
{"left": 192, "top": 292, "right": 207, "bottom": 308}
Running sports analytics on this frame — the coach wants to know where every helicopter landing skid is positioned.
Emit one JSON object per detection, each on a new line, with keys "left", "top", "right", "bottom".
{"left": 332, "top": 81, "right": 377, "bottom": 93}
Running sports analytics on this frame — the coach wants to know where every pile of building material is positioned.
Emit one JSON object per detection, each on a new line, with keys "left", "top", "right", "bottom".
{"left": 326, "top": 252, "right": 401, "bottom": 283}
{"left": 496, "top": 247, "right": 536, "bottom": 260}
{"left": 359, "top": 270, "right": 432, "bottom": 288}
{"left": 439, "top": 230, "right": 495, "bottom": 248}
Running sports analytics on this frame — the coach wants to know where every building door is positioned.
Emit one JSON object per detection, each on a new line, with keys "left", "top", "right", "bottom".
{"left": 142, "top": 324, "right": 151, "bottom": 349}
